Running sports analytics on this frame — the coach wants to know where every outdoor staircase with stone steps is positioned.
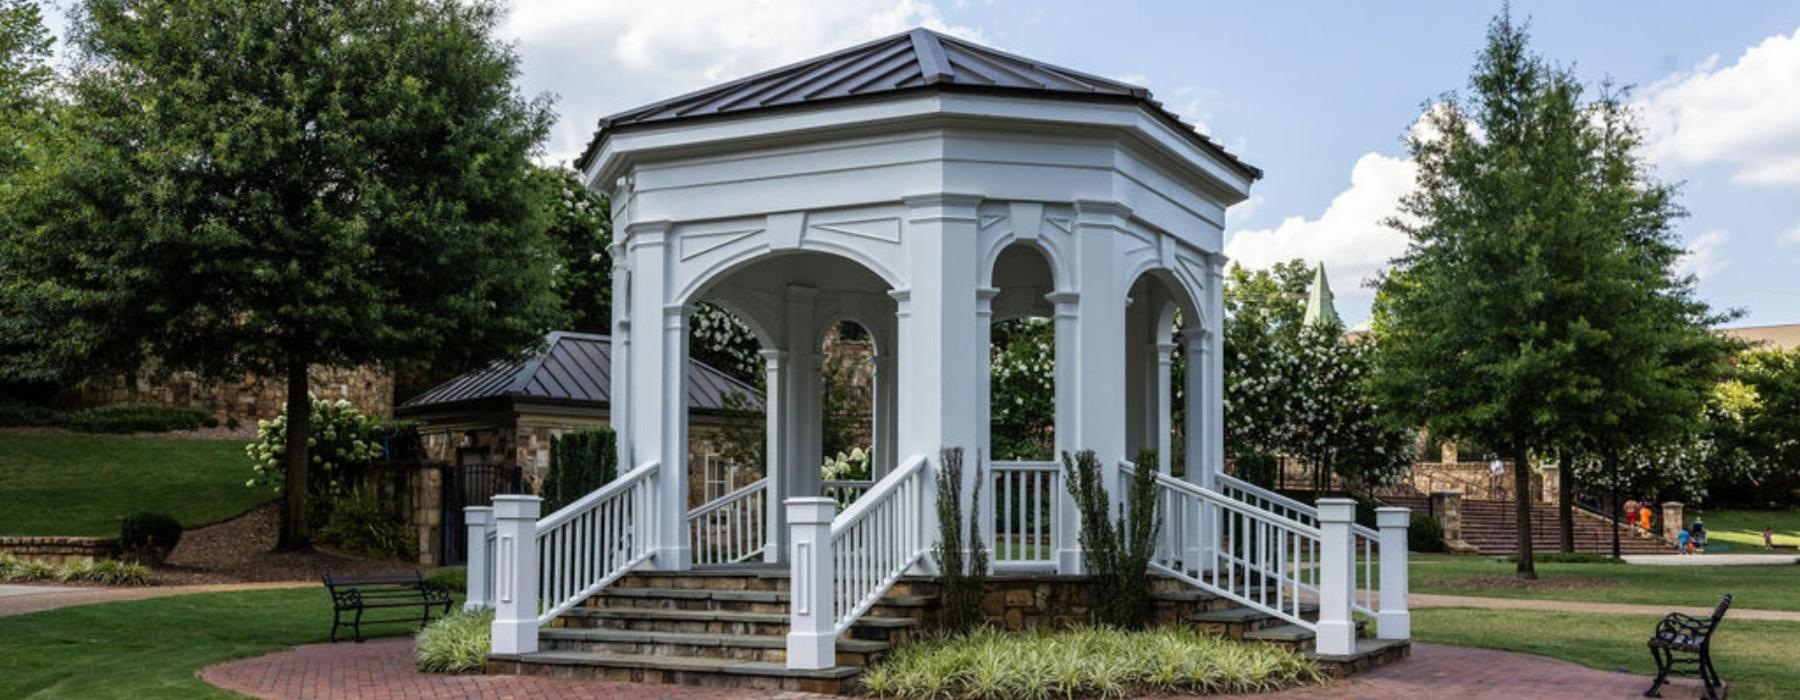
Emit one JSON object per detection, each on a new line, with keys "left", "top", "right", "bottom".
{"left": 1384, "top": 494, "right": 1674, "bottom": 556}
{"left": 488, "top": 567, "right": 1410, "bottom": 692}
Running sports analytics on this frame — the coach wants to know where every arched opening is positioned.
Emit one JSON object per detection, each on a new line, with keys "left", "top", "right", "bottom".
{"left": 680, "top": 249, "right": 897, "bottom": 566}
{"left": 987, "top": 243, "right": 1059, "bottom": 568}
{"left": 1123, "top": 270, "right": 1202, "bottom": 477}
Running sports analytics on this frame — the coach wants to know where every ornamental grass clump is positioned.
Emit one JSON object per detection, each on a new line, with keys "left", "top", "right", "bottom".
{"left": 859, "top": 625, "right": 1325, "bottom": 699}
{"left": 415, "top": 609, "right": 493, "bottom": 673}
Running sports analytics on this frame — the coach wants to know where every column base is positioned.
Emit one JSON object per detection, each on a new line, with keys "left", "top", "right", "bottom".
{"left": 652, "top": 545, "right": 692, "bottom": 571}
{"left": 491, "top": 618, "right": 540, "bottom": 655}
{"left": 1056, "top": 547, "right": 1084, "bottom": 575}
{"left": 1377, "top": 611, "right": 1411, "bottom": 640}
{"left": 1314, "top": 620, "right": 1356, "bottom": 656}
{"left": 786, "top": 630, "right": 837, "bottom": 670}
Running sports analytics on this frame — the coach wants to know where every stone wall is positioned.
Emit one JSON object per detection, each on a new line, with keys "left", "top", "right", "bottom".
{"left": 1397, "top": 460, "right": 1549, "bottom": 503}
{"left": 69, "top": 364, "right": 393, "bottom": 425}
{"left": 0, "top": 536, "right": 119, "bottom": 566}
{"left": 969, "top": 574, "right": 1212, "bottom": 630}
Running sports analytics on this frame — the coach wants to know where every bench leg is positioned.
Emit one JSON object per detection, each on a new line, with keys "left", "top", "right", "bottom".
{"left": 1699, "top": 648, "right": 1721, "bottom": 700}
{"left": 1644, "top": 646, "right": 1670, "bottom": 698}
{"left": 353, "top": 607, "right": 365, "bottom": 643}
{"left": 330, "top": 608, "right": 341, "bottom": 644}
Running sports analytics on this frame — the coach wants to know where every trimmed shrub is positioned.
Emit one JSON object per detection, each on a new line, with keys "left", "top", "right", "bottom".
{"left": 119, "top": 511, "right": 184, "bottom": 564}
{"left": 1062, "top": 448, "right": 1161, "bottom": 629}
{"left": 318, "top": 485, "right": 416, "bottom": 561}
{"left": 2, "top": 558, "right": 55, "bottom": 582}
{"left": 1409, "top": 514, "right": 1445, "bottom": 553}
{"left": 543, "top": 427, "right": 617, "bottom": 512}
{"left": 932, "top": 447, "right": 988, "bottom": 634}
{"left": 0, "top": 400, "right": 63, "bottom": 427}
{"left": 66, "top": 404, "right": 217, "bottom": 433}
{"left": 860, "top": 625, "right": 1325, "bottom": 699}
{"left": 416, "top": 609, "right": 493, "bottom": 673}
{"left": 56, "top": 559, "right": 151, "bottom": 585}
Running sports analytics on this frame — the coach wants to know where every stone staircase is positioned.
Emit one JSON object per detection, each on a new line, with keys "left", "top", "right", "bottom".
{"left": 488, "top": 567, "right": 1408, "bottom": 691}
{"left": 1385, "top": 495, "right": 1673, "bottom": 556}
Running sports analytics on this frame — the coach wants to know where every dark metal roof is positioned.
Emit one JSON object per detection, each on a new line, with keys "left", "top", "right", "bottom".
{"left": 397, "top": 331, "right": 763, "bottom": 415}
{"left": 577, "top": 28, "right": 1259, "bottom": 181}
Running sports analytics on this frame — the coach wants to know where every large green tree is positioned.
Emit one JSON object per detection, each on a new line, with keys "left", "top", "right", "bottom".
{"left": 3, "top": 0, "right": 563, "bottom": 548}
{"left": 1372, "top": 10, "right": 1725, "bottom": 576}
{"left": 0, "top": 0, "right": 55, "bottom": 386}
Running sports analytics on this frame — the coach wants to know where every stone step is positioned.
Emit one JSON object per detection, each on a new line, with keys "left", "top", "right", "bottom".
{"left": 539, "top": 627, "right": 892, "bottom": 666}
{"left": 488, "top": 650, "right": 863, "bottom": 694}
{"left": 1308, "top": 637, "right": 1412, "bottom": 677}
{"left": 1188, "top": 603, "right": 1320, "bottom": 639}
{"left": 557, "top": 605, "right": 919, "bottom": 642}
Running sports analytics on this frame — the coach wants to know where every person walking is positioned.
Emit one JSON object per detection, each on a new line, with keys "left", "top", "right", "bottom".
{"left": 1488, "top": 455, "right": 1506, "bottom": 501}
{"left": 1624, "top": 499, "right": 1641, "bottom": 533}
{"left": 1689, "top": 518, "right": 1708, "bottom": 553}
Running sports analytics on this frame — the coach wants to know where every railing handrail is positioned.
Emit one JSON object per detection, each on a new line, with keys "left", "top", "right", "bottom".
{"left": 1217, "top": 472, "right": 1381, "bottom": 540}
{"left": 992, "top": 460, "right": 1059, "bottom": 471}
{"left": 821, "top": 478, "right": 875, "bottom": 487}
{"left": 538, "top": 460, "right": 659, "bottom": 531}
{"left": 1128, "top": 464, "right": 1324, "bottom": 539}
{"left": 831, "top": 454, "right": 927, "bottom": 533}
{"left": 688, "top": 477, "right": 768, "bottom": 520}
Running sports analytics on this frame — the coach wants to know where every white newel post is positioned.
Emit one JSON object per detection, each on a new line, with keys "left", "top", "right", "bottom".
{"left": 786, "top": 497, "right": 838, "bottom": 670}
{"left": 463, "top": 506, "right": 494, "bottom": 611}
{"left": 1181, "top": 328, "right": 1211, "bottom": 572}
{"left": 1375, "top": 507, "right": 1412, "bottom": 640}
{"left": 1315, "top": 498, "right": 1356, "bottom": 656}
{"left": 761, "top": 348, "right": 787, "bottom": 563}
{"left": 490, "top": 495, "right": 541, "bottom": 655}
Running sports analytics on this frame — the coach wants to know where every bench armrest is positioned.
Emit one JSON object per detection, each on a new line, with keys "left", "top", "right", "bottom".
{"left": 330, "top": 588, "right": 363, "bottom": 610}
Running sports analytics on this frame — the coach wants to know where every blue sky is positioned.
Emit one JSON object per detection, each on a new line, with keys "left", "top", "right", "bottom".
{"left": 34, "top": 1, "right": 1800, "bottom": 327}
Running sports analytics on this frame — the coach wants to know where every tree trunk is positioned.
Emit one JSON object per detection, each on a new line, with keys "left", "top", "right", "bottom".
{"left": 276, "top": 361, "right": 311, "bottom": 551}
{"left": 1513, "top": 441, "right": 1536, "bottom": 579}
{"left": 1557, "top": 452, "right": 1574, "bottom": 554}
{"left": 1608, "top": 451, "right": 1622, "bottom": 560}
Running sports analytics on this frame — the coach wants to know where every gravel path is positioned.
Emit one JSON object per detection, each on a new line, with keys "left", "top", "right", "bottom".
{"left": 0, "top": 580, "right": 308, "bottom": 618}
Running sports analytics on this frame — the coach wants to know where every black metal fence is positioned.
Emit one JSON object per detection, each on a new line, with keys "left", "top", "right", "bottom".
{"left": 442, "top": 462, "right": 524, "bottom": 564}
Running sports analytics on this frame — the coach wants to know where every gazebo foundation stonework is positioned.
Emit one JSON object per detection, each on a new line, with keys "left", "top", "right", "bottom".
{"left": 474, "top": 29, "right": 1411, "bottom": 690}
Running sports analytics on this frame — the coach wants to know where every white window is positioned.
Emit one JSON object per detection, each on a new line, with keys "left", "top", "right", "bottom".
{"left": 704, "top": 453, "right": 732, "bottom": 501}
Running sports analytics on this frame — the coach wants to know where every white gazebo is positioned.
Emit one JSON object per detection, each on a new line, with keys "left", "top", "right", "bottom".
{"left": 474, "top": 29, "right": 1410, "bottom": 677}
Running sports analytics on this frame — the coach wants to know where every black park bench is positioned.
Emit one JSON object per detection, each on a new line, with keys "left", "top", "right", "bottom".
{"left": 323, "top": 571, "right": 454, "bottom": 643}
{"left": 1645, "top": 593, "right": 1731, "bottom": 700}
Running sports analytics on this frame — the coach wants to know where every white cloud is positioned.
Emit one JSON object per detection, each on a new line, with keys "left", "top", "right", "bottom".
{"left": 1111, "top": 72, "right": 1150, "bottom": 87}
{"left": 1225, "top": 194, "right": 1263, "bottom": 226}
{"left": 1641, "top": 26, "right": 1800, "bottom": 185}
{"left": 1162, "top": 85, "right": 1212, "bottom": 136}
{"left": 1224, "top": 152, "right": 1416, "bottom": 301}
{"left": 1782, "top": 221, "right": 1800, "bottom": 248}
{"left": 500, "top": 0, "right": 982, "bottom": 164}
{"left": 1676, "top": 229, "right": 1731, "bottom": 280}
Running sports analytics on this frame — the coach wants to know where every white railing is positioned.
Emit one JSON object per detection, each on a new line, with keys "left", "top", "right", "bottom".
{"left": 1126, "top": 462, "right": 1321, "bottom": 629}
{"left": 787, "top": 453, "right": 930, "bottom": 670}
{"left": 688, "top": 477, "right": 768, "bottom": 565}
{"left": 534, "top": 460, "right": 659, "bottom": 624}
{"left": 1216, "top": 473, "right": 1386, "bottom": 617}
{"left": 822, "top": 479, "right": 873, "bottom": 509}
{"left": 991, "top": 461, "right": 1059, "bottom": 569}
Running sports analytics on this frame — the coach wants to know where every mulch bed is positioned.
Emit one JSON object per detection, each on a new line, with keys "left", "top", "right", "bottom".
{"left": 153, "top": 502, "right": 419, "bottom": 585}
{"left": 1437, "top": 575, "right": 1620, "bottom": 592}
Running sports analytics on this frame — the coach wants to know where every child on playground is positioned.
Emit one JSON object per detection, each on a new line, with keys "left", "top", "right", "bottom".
{"left": 1678, "top": 527, "right": 1692, "bottom": 554}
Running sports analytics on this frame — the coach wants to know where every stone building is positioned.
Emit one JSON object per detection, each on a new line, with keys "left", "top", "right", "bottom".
{"left": 395, "top": 331, "right": 765, "bottom": 505}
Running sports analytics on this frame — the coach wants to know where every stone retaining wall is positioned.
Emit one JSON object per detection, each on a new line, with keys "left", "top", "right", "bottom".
{"left": 0, "top": 536, "right": 120, "bottom": 566}
{"left": 69, "top": 364, "right": 393, "bottom": 425}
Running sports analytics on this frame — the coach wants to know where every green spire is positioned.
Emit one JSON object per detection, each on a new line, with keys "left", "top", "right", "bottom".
{"left": 1303, "top": 262, "right": 1340, "bottom": 327}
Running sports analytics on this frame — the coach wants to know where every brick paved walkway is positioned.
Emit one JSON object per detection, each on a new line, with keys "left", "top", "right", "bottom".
{"left": 202, "top": 638, "right": 1719, "bottom": 699}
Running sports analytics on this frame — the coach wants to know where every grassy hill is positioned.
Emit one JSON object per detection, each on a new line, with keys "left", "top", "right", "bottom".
{"left": 0, "top": 434, "right": 268, "bottom": 537}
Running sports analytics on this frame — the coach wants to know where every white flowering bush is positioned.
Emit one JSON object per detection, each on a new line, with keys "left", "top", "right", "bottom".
{"left": 990, "top": 318, "right": 1055, "bottom": 460}
{"left": 246, "top": 397, "right": 381, "bottom": 494}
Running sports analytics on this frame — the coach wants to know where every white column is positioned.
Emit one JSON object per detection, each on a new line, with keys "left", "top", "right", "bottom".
{"left": 1046, "top": 290, "right": 1080, "bottom": 573}
{"left": 1204, "top": 258, "right": 1226, "bottom": 486}
{"left": 871, "top": 350, "right": 898, "bottom": 477}
{"left": 761, "top": 348, "right": 787, "bottom": 563}
{"left": 897, "top": 194, "right": 983, "bottom": 568}
{"left": 1070, "top": 201, "right": 1129, "bottom": 572}
{"left": 1316, "top": 498, "right": 1357, "bottom": 656}
{"left": 975, "top": 286, "right": 999, "bottom": 559}
{"left": 463, "top": 506, "right": 494, "bottom": 611}
{"left": 658, "top": 303, "right": 692, "bottom": 569}
{"left": 609, "top": 242, "right": 632, "bottom": 465}
{"left": 1154, "top": 339, "right": 1176, "bottom": 474}
{"left": 1182, "top": 328, "right": 1212, "bottom": 572}
{"left": 1376, "top": 507, "right": 1412, "bottom": 640}
{"left": 784, "top": 287, "right": 822, "bottom": 499}
{"left": 490, "top": 495, "right": 541, "bottom": 655}
{"left": 785, "top": 497, "right": 838, "bottom": 670}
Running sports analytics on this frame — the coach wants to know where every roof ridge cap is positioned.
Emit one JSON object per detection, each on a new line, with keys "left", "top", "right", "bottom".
{"left": 908, "top": 27, "right": 953, "bottom": 84}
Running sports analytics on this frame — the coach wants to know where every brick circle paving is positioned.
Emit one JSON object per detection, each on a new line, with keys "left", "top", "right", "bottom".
{"left": 202, "top": 638, "right": 1717, "bottom": 699}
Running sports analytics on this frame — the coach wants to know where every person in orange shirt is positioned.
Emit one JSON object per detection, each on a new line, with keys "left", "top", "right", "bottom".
{"left": 1639, "top": 503, "right": 1653, "bottom": 533}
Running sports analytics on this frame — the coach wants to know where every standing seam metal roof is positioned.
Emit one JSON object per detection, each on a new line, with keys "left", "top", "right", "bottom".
{"left": 397, "top": 331, "right": 763, "bottom": 414}
{"left": 576, "top": 28, "right": 1258, "bottom": 180}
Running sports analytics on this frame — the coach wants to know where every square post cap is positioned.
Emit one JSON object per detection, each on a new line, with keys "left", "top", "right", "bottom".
{"left": 1317, "top": 497, "right": 1356, "bottom": 523}
{"left": 786, "top": 497, "right": 838, "bottom": 525}
{"left": 1375, "top": 507, "right": 1412, "bottom": 529}
{"left": 464, "top": 505, "right": 494, "bottom": 524}
{"left": 492, "top": 494, "right": 542, "bottom": 519}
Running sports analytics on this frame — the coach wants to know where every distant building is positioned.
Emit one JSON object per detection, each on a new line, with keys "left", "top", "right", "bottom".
{"left": 1302, "top": 262, "right": 1341, "bottom": 328}
{"left": 1720, "top": 323, "right": 1800, "bottom": 351}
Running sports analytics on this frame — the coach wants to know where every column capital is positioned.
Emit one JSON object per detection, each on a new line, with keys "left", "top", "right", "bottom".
{"left": 888, "top": 288, "right": 912, "bottom": 317}
{"left": 975, "top": 286, "right": 1000, "bottom": 316}
{"left": 1155, "top": 340, "right": 1179, "bottom": 356}
{"left": 1181, "top": 327, "right": 1212, "bottom": 345}
{"left": 758, "top": 348, "right": 787, "bottom": 363}
{"left": 625, "top": 219, "right": 672, "bottom": 249}
{"left": 1044, "top": 291, "right": 1079, "bottom": 317}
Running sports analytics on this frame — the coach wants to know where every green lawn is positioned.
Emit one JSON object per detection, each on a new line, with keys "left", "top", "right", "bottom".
{"left": 0, "top": 588, "right": 432, "bottom": 699}
{"left": 1414, "top": 608, "right": 1799, "bottom": 700}
{"left": 0, "top": 434, "right": 267, "bottom": 536}
{"left": 1409, "top": 554, "right": 1800, "bottom": 611}
{"left": 1691, "top": 507, "right": 1800, "bottom": 550}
